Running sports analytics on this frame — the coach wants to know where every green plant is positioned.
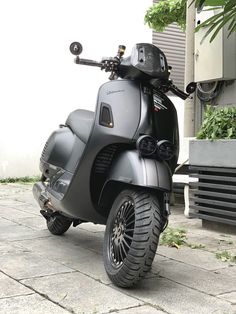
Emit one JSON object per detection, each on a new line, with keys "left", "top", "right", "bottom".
{"left": 144, "top": 0, "right": 187, "bottom": 32}
{"left": 160, "top": 227, "right": 187, "bottom": 248}
{"left": 145, "top": 0, "right": 236, "bottom": 42}
{"left": 215, "top": 250, "right": 236, "bottom": 262}
{"left": 0, "top": 176, "right": 40, "bottom": 184}
{"left": 195, "top": 0, "right": 236, "bottom": 42}
{"left": 196, "top": 105, "right": 236, "bottom": 140}
{"left": 188, "top": 243, "right": 206, "bottom": 249}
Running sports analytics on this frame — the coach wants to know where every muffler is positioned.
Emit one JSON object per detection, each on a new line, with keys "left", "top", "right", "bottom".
{"left": 32, "top": 182, "right": 49, "bottom": 210}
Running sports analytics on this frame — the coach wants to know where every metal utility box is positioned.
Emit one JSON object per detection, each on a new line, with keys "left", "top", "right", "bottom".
{"left": 194, "top": 9, "right": 236, "bottom": 83}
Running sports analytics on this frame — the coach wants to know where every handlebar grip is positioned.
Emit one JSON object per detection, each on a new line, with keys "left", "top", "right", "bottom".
{"left": 75, "top": 57, "right": 102, "bottom": 67}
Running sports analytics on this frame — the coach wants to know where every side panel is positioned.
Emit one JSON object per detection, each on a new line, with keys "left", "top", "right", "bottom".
{"left": 49, "top": 80, "right": 142, "bottom": 224}
{"left": 107, "top": 150, "right": 172, "bottom": 191}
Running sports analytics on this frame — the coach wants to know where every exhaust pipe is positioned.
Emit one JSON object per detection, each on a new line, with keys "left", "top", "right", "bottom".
{"left": 33, "top": 182, "right": 49, "bottom": 210}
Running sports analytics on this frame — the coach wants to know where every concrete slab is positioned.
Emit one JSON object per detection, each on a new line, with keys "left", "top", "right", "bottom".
{"left": 156, "top": 259, "right": 236, "bottom": 296}
{"left": 18, "top": 236, "right": 110, "bottom": 284}
{"left": 64, "top": 228, "right": 104, "bottom": 255}
{"left": 21, "top": 272, "right": 143, "bottom": 314}
{"left": 1, "top": 182, "right": 236, "bottom": 314}
{"left": 218, "top": 292, "right": 236, "bottom": 304}
{"left": 0, "top": 272, "right": 32, "bottom": 298}
{"left": 0, "top": 216, "right": 17, "bottom": 227}
{"left": 0, "top": 251, "right": 73, "bottom": 280}
{"left": 126, "top": 277, "right": 235, "bottom": 314}
{"left": 0, "top": 206, "right": 37, "bottom": 220}
{"left": 116, "top": 305, "right": 166, "bottom": 314}
{"left": 157, "top": 245, "right": 230, "bottom": 270}
{"left": 18, "top": 236, "right": 100, "bottom": 264}
{"left": 79, "top": 222, "right": 106, "bottom": 233}
{"left": 0, "top": 224, "right": 50, "bottom": 241}
{"left": 13, "top": 216, "right": 47, "bottom": 230}
{"left": 214, "top": 265, "right": 236, "bottom": 278}
{"left": 0, "top": 294, "right": 71, "bottom": 314}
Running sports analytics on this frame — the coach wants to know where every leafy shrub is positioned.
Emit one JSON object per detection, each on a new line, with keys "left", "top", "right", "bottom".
{"left": 196, "top": 105, "right": 236, "bottom": 140}
{"left": 144, "top": 0, "right": 186, "bottom": 32}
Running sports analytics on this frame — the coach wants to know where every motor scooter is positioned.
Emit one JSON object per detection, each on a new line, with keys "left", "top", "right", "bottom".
{"left": 33, "top": 42, "right": 196, "bottom": 288}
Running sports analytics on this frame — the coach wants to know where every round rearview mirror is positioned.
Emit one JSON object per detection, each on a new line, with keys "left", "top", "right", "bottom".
{"left": 186, "top": 82, "right": 197, "bottom": 94}
{"left": 70, "top": 42, "right": 83, "bottom": 56}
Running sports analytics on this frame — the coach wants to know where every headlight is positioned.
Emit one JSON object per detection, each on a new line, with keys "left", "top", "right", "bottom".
{"left": 136, "top": 135, "right": 157, "bottom": 157}
{"left": 157, "top": 140, "right": 175, "bottom": 160}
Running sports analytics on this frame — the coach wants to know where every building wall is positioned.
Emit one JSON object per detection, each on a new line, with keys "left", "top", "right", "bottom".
{"left": 0, "top": 0, "right": 153, "bottom": 178}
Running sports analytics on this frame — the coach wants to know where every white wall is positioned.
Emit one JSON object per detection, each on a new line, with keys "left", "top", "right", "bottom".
{"left": 0, "top": 0, "right": 184, "bottom": 178}
{"left": 0, "top": 0, "right": 154, "bottom": 178}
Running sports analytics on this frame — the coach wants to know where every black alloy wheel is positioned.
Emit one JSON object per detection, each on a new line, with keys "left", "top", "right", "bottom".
{"left": 103, "top": 189, "right": 163, "bottom": 288}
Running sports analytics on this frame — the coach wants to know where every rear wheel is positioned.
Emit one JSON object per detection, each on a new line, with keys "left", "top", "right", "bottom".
{"left": 103, "top": 189, "right": 163, "bottom": 288}
{"left": 46, "top": 213, "right": 72, "bottom": 235}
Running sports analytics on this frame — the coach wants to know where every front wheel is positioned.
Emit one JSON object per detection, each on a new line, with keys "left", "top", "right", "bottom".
{"left": 103, "top": 189, "right": 163, "bottom": 288}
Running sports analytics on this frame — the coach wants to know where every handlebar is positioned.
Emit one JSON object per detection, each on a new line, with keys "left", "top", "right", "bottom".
{"left": 72, "top": 43, "right": 194, "bottom": 100}
{"left": 75, "top": 56, "right": 102, "bottom": 67}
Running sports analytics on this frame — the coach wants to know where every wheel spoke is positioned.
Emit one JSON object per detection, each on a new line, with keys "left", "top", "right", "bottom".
{"left": 121, "top": 242, "right": 128, "bottom": 258}
{"left": 119, "top": 244, "right": 124, "bottom": 262}
{"left": 123, "top": 238, "right": 131, "bottom": 251}
{"left": 124, "top": 233, "right": 133, "bottom": 241}
{"left": 125, "top": 219, "right": 135, "bottom": 228}
{"left": 125, "top": 228, "right": 134, "bottom": 232}
{"left": 126, "top": 210, "right": 135, "bottom": 223}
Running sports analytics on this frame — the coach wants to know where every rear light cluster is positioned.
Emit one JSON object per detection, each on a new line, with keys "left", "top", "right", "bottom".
{"left": 136, "top": 135, "right": 175, "bottom": 160}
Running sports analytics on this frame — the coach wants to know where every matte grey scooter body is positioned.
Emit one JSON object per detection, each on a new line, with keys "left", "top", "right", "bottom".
{"left": 36, "top": 79, "right": 177, "bottom": 224}
{"left": 33, "top": 42, "right": 196, "bottom": 288}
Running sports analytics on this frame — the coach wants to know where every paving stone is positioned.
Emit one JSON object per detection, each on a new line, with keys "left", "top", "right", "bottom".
{"left": 0, "top": 224, "right": 50, "bottom": 241}
{"left": 0, "top": 272, "right": 32, "bottom": 298}
{"left": 156, "top": 259, "right": 236, "bottom": 296}
{"left": 18, "top": 236, "right": 109, "bottom": 283}
{"left": 0, "top": 250, "right": 73, "bottom": 279}
{"left": 13, "top": 216, "right": 47, "bottom": 230}
{"left": 158, "top": 245, "right": 229, "bottom": 270}
{"left": 186, "top": 233, "right": 236, "bottom": 253}
{"left": 214, "top": 266, "right": 236, "bottom": 278}
{"left": 0, "top": 206, "right": 37, "bottom": 220}
{"left": 115, "top": 305, "right": 166, "bottom": 314}
{"left": 21, "top": 272, "right": 143, "bottom": 314}
{"left": 18, "top": 236, "right": 99, "bottom": 265}
{"left": 218, "top": 292, "right": 236, "bottom": 304}
{"left": 126, "top": 277, "right": 235, "bottom": 314}
{"left": 64, "top": 228, "right": 104, "bottom": 254}
{"left": 0, "top": 294, "right": 70, "bottom": 314}
{"left": 79, "top": 222, "right": 106, "bottom": 233}
{"left": 0, "top": 217, "right": 17, "bottom": 227}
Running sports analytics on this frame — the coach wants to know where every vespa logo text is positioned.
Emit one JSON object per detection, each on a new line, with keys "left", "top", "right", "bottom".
{"left": 106, "top": 89, "right": 125, "bottom": 95}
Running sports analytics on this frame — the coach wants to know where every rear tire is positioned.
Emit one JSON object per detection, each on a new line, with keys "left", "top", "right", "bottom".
{"left": 103, "top": 189, "right": 163, "bottom": 288}
{"left": 47, "top": 214, "right": 72, "bottom": 235}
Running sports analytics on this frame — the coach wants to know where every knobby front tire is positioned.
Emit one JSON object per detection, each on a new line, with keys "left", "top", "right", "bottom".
{"left": 103, "top": 189, "right": 163, "bottom": 288}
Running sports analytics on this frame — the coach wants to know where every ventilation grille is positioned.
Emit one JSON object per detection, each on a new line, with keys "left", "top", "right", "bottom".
{"left": 189, "top": 166, "right": 236, "bottom": 226}
{"left": 41, "top": 140, "right": 49, "bottom": 161}
{"left": 94, "top": 145, "right": 118, "bottom": 174}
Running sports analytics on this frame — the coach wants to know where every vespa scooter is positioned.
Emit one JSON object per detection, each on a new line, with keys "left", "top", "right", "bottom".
{"left": 33, "top": 42, "right": 195, "bottom": 287}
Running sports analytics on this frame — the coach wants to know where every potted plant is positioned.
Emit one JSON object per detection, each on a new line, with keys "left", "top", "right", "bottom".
{"left": 189, "top": 105, "right": 236, "bottom": 167}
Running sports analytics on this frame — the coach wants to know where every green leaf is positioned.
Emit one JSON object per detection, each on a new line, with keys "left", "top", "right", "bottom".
{"left": 209, "top": 11, "right": 236, "bottom": 42}
{"left": 197, "top": 106, "right": 236, "bottom": 140}
{"left": 204, "top": 0, "right": 226, "bottom": 6}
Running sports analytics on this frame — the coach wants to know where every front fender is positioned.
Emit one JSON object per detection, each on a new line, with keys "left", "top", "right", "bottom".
{"left": 108, "top": 150, "right": 172, "bottom": 191}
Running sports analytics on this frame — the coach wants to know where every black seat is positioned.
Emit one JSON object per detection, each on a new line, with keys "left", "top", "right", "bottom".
{"left": 66, "top": 109, "right": 94, "bottom": 143}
